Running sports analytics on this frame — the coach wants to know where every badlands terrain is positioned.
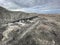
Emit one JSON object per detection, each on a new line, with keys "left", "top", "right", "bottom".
{"left": 0, "top": 7, "right": 60, "bottom": 45}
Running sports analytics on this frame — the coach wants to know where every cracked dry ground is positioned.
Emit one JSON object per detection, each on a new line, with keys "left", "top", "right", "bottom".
{"left": 0, "top": 15, "right": 60, "bottom": 45}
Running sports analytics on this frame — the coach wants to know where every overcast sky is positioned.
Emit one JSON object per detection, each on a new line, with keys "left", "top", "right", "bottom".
{"left": 0, "top": 0, "right": 60, "bottom": 14}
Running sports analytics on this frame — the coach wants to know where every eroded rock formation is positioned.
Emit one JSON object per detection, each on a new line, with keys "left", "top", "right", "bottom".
{"left": 0, "top": 7, "right": 60, "bottom": 45}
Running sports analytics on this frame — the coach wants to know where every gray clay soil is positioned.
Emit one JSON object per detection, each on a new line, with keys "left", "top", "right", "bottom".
{"left": 0, "top": 7, "right": 60, "bottom": 45}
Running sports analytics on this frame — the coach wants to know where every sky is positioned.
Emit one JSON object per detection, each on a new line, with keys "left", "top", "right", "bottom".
{"left": 0, "top": 0, "right": 60, "bottom": 14}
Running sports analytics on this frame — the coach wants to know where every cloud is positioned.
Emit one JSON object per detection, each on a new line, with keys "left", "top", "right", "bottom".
{"left": 0, "top": 0, "right": 60, "bottom": 14}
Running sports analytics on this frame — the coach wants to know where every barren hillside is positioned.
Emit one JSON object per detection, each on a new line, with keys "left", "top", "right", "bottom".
{"left": 0, "top": 7, "right": 60, "bottom": 45}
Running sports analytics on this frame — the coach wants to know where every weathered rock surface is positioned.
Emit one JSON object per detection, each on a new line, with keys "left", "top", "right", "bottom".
{"left": 0, "top": 7, "right": 60, "bottom": 45}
